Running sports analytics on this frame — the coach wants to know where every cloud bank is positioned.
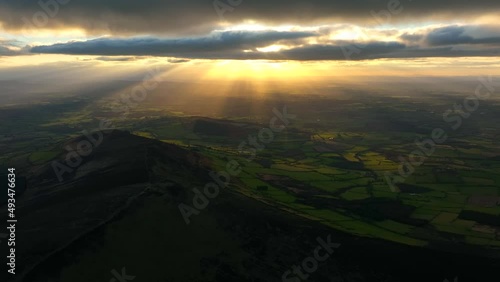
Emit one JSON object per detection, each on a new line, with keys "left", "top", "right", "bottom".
{"left": 29, "top": 25, "right": 500, "bottom": 60}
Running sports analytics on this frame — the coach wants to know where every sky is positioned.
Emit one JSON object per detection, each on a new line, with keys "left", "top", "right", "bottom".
{"left": 1, "top": 0, "right": 500, "bottom": 80}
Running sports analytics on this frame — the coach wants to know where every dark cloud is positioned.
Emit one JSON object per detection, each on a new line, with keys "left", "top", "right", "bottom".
{"left": 31, "top": 30, "right": 316, "bottom": 55}
{"left": 369, "top": 46, "right": 500, "bottom": 59}
{"left": 0, "top": 39, "right": 28, "bottom": 56}
{"left": 28, "top": 24, "right": 500, "bottom": 60}
{"left": 168, "top": 59, "right": 190, "bottom": 64}
{"left": 0, "top": 46, "right": 17, "bottom": 56}
{"left": 426, "top": 25, "right": 500, "bottom": 46}
{"left": 278, "top": 42, "right": 407, "bottom": 60}
{"left": 93, "top": 56, "right": 139, "bottom": 61}
{"left": 399, "top": 33, "right": 424, "bottom": 44}
{"left": 2, "top": 0, "right": 500, "bottom": 35}
{"left": 28, "top": 36, "right": 500, "bottom": 61}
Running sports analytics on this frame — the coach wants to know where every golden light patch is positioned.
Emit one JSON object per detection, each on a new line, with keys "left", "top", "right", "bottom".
{"left": 256, "top": 45, "right": 288, "bottom": 52}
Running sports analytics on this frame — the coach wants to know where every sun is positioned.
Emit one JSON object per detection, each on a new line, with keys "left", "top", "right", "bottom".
{"left": 330, "top": 27, "right": 367, "bottom": 41}
{"left": 201, "top": 60, "right": 317, "bottom": 83}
